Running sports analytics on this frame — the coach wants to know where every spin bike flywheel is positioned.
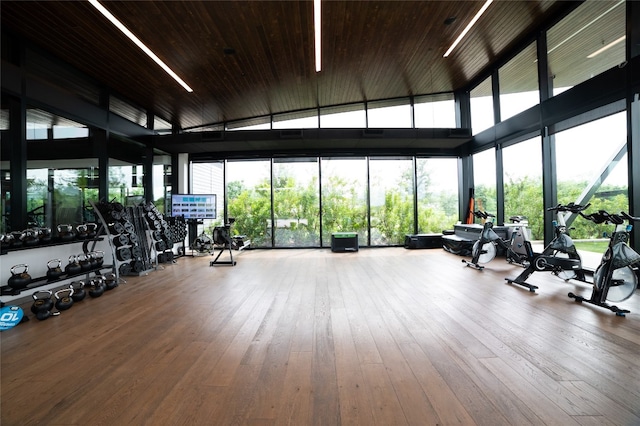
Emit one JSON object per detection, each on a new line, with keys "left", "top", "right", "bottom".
{"left": 594, "top": 265, "right": 638, "bottom": 302}
{"left": 473, "top": 241, "right": 496, "bottom": 264}
{"left": 535, "top": 252, "right": 580, "bottom": 280}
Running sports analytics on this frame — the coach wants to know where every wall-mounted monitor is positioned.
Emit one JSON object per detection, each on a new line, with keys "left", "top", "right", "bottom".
{"left": 170, "top": 194, "right": 217, "bottom": 220}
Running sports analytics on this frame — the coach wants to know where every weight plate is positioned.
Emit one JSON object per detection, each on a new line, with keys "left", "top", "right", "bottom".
{"left": 123, "top": 222, "right": 135, "bottom": 234}
{"left": 131, "top": 245, "right": 143, "bottom": 259}
{"left": 117, "top": 247, "right": 132, "bottom": 262}
{"left": 128, "top": 232, "right": 139, "bottom": 244}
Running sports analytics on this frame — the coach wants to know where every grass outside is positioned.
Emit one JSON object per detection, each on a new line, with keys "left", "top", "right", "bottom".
{"left": 574, "top": 240, "right": 609, "bottom": 253}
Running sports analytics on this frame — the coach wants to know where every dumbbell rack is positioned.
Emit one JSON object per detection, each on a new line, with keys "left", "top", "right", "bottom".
{"left": 91, "top": 201, "right": 155, "bottom": 278}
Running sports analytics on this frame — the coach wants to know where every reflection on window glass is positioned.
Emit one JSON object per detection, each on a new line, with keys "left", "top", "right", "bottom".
{"left": 369, "top": 158, "right": 414, "bottom": 245}
{"left": 152, "top": 162, "right": 172, "bottom": 214}
{"left": 414, "top": 94, "right": 456, "bottom": 128}
{"left": 26, "top": 108, "right": 88, "bottom": 140}
{"left": 273, "top": 159, "right": 320, "bottom": 247}
{"left": 499, "top": 43, "right": 539, "bottom": 121}
{"left": 502, "top": 137, "right": 543, "bottom": 239}
{"left": 1, "top": 169, "right": 9, "bottom": 233}
{"left": 320, "top": 105, "right": 366, "bottom": 128}
{"left": 548, "top": 0, "right": 625, "bottom": 95}
{"left": 416, "top": 158, "right": 459, "bottom": 233}
{"left": 226, "top": 160, "right": 272, "bottom": 247}
{"left": 109, "top": 163, "right": 144, "bottom": 207}
{"left": 190, "top": 162, "right": 224, "bottom": 235}
{"left": 473, "top": 149, "right": 497, "bottom": 216}
{"left": 555, "top": 112, "right": 627, "bottom": 253}
{"left": 26, "top": 163, "right": 100, "bottom": 230}
{"left": 321, "top": 158, "right": 368, "bottom": 246}
{"left": 367, "top": 103, "right": 411, "bottom": 128}
{"left": 470, "top": 77, "right": 494, "bottom": 134}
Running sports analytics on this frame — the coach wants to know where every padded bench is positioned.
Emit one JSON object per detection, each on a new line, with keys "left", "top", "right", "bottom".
{"left": 442, "top": 223, "right": 510, "bottom": 256}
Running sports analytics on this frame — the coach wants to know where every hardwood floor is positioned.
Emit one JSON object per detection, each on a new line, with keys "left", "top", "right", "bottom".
{"left": 2, "top": 248, "right": 640, "bottom": 425}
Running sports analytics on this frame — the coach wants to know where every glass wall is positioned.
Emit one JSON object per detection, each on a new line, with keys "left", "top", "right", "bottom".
{"left": 190, "top": 161, "right": 224, "bottom": 234}
{"left": 273, "top": 111, "right": 318, "bottom": 129}
{"left": 416, "top": 158, "right": 459, "bottom": 234}
{"left": 226, "top": 160, "right": 272, "bottom": 247}
{"left": 414, "top": 94, "right": 456, "bottom": 128}
{"left": 369, "top": 157, "right": 414, "bottom": 245}
{"left": 26, "top": 160, "right": 100, "bottom": 229}
{"left": 499, "top": 43, "right": 539, "bottom": 121}
{"left": 472, "top": 149, "right": 497, "bottom": 216}
{"left": 320, "top": 157, "right": 369, "bottom": 246}
{"left": 367, "top": 99, "right": 412, "bottom": 128}
{"left": 554, "top": 112, "right": 628, "bottom": 253}
{"left": 272, "top": 158, "right": 320, "bottom": 247}
{"left": 547, "top": 0, "right": 625, "bottom": 96}
{"left": 108, "top": 162, "right": 144, "bottom": 206}
{"left": 27, "top": 108, "right": 88, "bottom": 140}
{"left": 187, "top": 155, "right": 465, "bottom": 248}
{"left": 319, "top": 104, "right": 366, "bottom": 128}
{"left": 470, "top": 77, "right": 494, "bottom": 134}
{"left": 502, "top": 137, "right": 543, "bottom": 239}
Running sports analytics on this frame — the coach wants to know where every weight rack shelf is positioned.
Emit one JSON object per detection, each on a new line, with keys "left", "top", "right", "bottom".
{"left": 0, "top": 264, "right": 114, "bottom": 296}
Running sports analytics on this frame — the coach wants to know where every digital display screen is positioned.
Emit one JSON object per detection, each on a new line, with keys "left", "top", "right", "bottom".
{"left": 170, "top": 194, "right": 217, "bottom": 219}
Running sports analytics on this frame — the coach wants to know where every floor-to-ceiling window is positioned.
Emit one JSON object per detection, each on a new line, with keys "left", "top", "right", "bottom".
{"left": 554, "top": 111, "right": 628, "bottom": 254}
{"left": 502, "top": 137, "right": 543, "bottom": 239}
{"left": 27, "top": 161, "right": 100, "bottom": 229}
{"left": 273, "top": 158, "right": 320, "bottom": 247}
{"left": 369, "top": 157, "right": 414, "bottom": 245}
{"left": 190, "top": 161, "right": 224, "bottom": 234}
{"left": 108, "top": 162, "right": 144, "bottom": 206}
{"left": 226, "top": 159, "right": 272, "bottom": 247}
{"left": 416, "top": 158, "right": 459, "bottom": 234}
{"left": 320, "top": 157, "right": 369, "bottom": 247}
{"left": 472, "top": 149, "right": 497, "bottom": 216}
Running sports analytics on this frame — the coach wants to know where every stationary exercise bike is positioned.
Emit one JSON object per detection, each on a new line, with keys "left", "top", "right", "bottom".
{"left": 462, "top": 211, "right": 511, "bottom": 270}
{"left": 506, "top": 203, "right": 590, "bottom": 291}
{"left": 568, "top": 210, "right": 640, "bottom": 316}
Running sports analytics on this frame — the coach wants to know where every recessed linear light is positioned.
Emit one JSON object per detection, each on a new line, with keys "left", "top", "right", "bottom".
{"left": 88, "top": 0, "right": 193, "bottom": 92}
{"left": 314, "top": 0, "right": 321, "bottom": 72}
{"left": 587, "top": 35, "right": 625, "bottom": 59}
{"left": 443, "top": 0, "right": 492, "bottom": 58}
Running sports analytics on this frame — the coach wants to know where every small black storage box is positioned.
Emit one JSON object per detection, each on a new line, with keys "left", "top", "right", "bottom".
{"left": 331, "top": 232, "right": 359, "bottom": 252}
{"left": 404, "top": 234, "right": 443, "bottom": 249}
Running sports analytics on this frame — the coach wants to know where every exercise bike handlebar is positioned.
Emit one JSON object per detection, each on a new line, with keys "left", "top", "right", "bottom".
{"left": 547, "top": 202, "right": 591, "bottom": 213}
{"left": 471, "top": 210, "right": 495, "bottom": 219}
{"left": 620, "top": 211, "right": 640, "bottom": 223}
{"left": 579, "top": 210, "right": 640, "bottom": 225}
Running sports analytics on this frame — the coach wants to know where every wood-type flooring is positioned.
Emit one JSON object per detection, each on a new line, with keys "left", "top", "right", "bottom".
{"left": 2, "top": 248, "right": 639, "bottom": 425}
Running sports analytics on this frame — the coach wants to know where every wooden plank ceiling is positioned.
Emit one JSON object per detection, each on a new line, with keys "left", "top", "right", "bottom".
{"left": 1, "top": 0, "right": 573, "bottom": 130}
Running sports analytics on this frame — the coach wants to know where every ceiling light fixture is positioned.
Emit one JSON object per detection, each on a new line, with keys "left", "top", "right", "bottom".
{"left": 314, "top": 0, "right": 321, "bottom": 72}
{"left": 88, "top": 0, "right": 193, "bottom": 92}
{"left": 587, "top": 35, "right": 625, "bottom": 58}
{"left": 443, "top": 0, "right": 493, "bottom": 58}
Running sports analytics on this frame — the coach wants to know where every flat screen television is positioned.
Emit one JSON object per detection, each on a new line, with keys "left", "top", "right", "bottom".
{"left": 170, "top": 194, "right": 217, "bottom": 220}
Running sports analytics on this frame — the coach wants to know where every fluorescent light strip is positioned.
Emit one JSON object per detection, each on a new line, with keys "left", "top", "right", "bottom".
{"left": 444, "top": 0, "right": 492, "bottom": 58}
{"left": 88, "top": 0, "right": 193, "bottom": 92}
{"left": 587, "top": 35, "right": 625, "bottom": 58}
{"left": 314, "top": 0, "right": 321, "bottom": 72}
